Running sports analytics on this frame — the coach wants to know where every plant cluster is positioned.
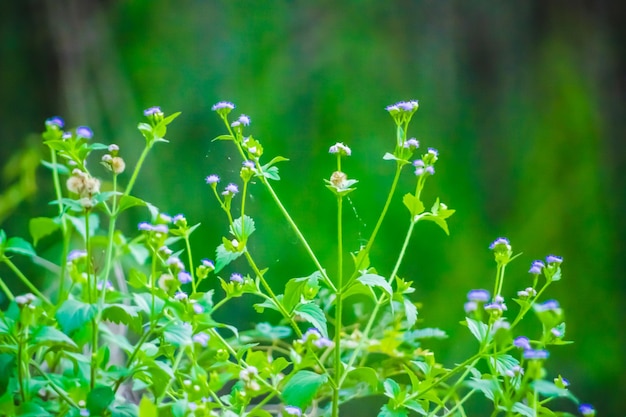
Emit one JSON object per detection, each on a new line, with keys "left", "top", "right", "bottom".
{"left": 0, "top": 101, "right": 596, "bottom": 416}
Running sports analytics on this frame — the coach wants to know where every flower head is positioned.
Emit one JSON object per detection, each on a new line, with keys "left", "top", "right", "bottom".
{"left": 328, "top": 142, "right": 352, "bottom": 156}
{"left": 403, "top": 138, "right": 419, "bottom": 150}
{"left": 579, "top": 404, "right": 595, "bottom": 416}
{"left": 76, "top": 126, "right": 93, "bottom": 140}
{"left": 529, "top": 260, "right": 545, "bottom": 275}
{"left": 178, "top": 271, "right": 192, "bottom": 284}
{"left": 545, "top": 255, "right": 563, "bottom": 265}
{"left": 193, "top": 332, "right": 210, "bottom": 347}
{"left": 205, "top": 174, "right": 220, "bottom": 185}
{"left": 523, "top": 349, "right": 549, "bottom": 360}
{"left": 45, "top": 116, "right": 64, "bottom": 128}
{"left": 238, "top": 114, "right": 251, "bottom": 126}
{"left": 211, "top": 101, "right": 235, "bottom": 116}
{"left": 513, "top": 336, "right": 531, "bottom": 350}
{"left": 467, "top": 289, "right": 490, "bottom": 303}
{"left": 143, "top": 106, "right": 163, "bottom": 117}
{"left": 284, "top": 406, "right": 302, "bottom": 416}
{"left": 222, "top": 183, "right": 239, "bottom": 196}
{"left": 230, "top": 273, "right": 243, "bottom": 283}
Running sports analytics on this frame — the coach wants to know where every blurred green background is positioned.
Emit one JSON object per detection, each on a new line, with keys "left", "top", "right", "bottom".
{"left": 1, "top": 0, "right": 624, "bottom": 414}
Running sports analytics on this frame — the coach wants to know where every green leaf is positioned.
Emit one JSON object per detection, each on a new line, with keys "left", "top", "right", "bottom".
{"left": 4, "top": 237, "right": 36, "bottom": 257}
{"left": 163, "top": 320, "right": 192, "bottom": 347}
{"left": 464, "top": 317, "right": 489, "bottom": 343}
{"left": 383, "top": 152, "right": 398, "bottom": 161}
{"left": 214, "top": 243, "right": 244, "bottom": 273}
{"left": 212, "top": 134, "right": 235, "bottom": 141}
{"left": 15, "top": 402, "right": 51, "bottom": 417}
{"left": 405, "top": 328, "right": 448, "bottom": 340}
{"left": 343, "top": 280, "right": 375, "bottom": 301}
{"left": 419, "top": 214, "right": 450, "bottom": 235}
{"left": 30, "top": 326, "right": 78, "bottom": 350}
{"left": 29, "top": 217, "right": 60, "bottom": 246}
{"left": 56, "top": 299, "right": 97, "bottom": 334}
{"left": 41, "top": 160, "right": 70, "bottom": 175}
{"left": 293, "top": 303, "right": 328, "bottom": 338}
{"left": 283, "top": 272, "right": 321, "bottom": 312}
{"left": 345, "top": 367, "right": 379, "bottom": 391}
{"left": 138, "top": 396, "right": 157, "bottom": 417}
{"left": 162, "top": 111, "right": 181, "bottom": 125}
{"left": 230, "top": 215, "right": 256, "bottom": 240}
{"left": 404, "top": 400, "right": 427, "bottom": 416}
{"left": 66, "top": 213, "right": 100, "bottom": 242}
{"left": 282, "top": 370, "right": 328, "bottom": 410}
{"left": 116, "top": 195, "right": 148, "bottom": 214}
{"left": 358, "top": 273, "right": 393, "bottom": 297}
{"left": 127, "top": 269, "right": 148, "bottom": 289}
{"left": 261, "top": 166, "right": 280, "bottom": 180}
{"left": 87, "top": 386, "right": 115, "bottom": 415}
{"left": 467, "top": 376, "right": 501, "bottom": 401}
{"left": 489, "top": 354, "right": 519, "bottom": 376}
{"left": 378, "top": 404, "right": 408, "bottom": 417}
{"left": 531, "top": 380, "right": 577, "bottom": 401}
{"left": 403, "top": 297, "right": 418, "bottom": 327}
{"left": 402, "top": 193, "right": 425, "bottom": 217}
{"left": 101, "top": 304, "right": 142, "bottom": 333}
{"left": 383, "top": 378, "right": 401, "bottom": 399}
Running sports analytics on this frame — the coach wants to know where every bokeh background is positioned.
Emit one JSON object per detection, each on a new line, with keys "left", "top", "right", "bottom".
{"left": 1, "top": 0, "right": 624, "bottom": 415}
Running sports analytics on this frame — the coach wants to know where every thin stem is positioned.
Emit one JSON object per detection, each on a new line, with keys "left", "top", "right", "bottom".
{"left": 31, "top": 360, "right": 80, "bottom": 409}
{"left": 2, "top": 258, "right": 52, "bottom": 306}
{"left": 332, "top": 196, "right": 344, "bottom": 417}
{"left": 155, "top": 346, "right": 186, "bottom": 404}
{"left": 185, "top": 234, "right": 196, "bottom": 294}
{"left": 99, "top": 174, "right": 118, "bottom": 309}
{"left": 0, "top": 275, "right": 15, "bottom": 301}
{"left": 123, "top": 144, "right": 151, "bottom": 198}
{"left": 49, "top": 148, "right": 70, "bottom": 302}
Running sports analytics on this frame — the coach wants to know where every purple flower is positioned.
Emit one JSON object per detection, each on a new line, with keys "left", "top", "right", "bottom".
{"left": 76, "top": 126, "right": 93, "bottom": 139}
{"left": 230, "top": 273, "right": 243, "bottom": 283}
{"left": 242, "top": 160, "right": 255, "bottom": 169}
{"left": 467, "top": 289, "right": 490, "bottom": 302}
{"left": 427, "top": 147, "right": 439, "bottom": 157}
{"left": 192, "top": 303, "right": 204, "bottom": 314}
{"left": 464, "top": 301, "right": 477, "bottom": 314}
{"left": 178, "top": 271, "right": 192, "bottom": 284}
{"left": 143, "top": 106, "right": 162, "bottom": 117}
{"left": 173, "top": 214, "right": 186, "bottom": 225}
{"left": 205, "top": 174, "right": 220, "bottom": 185}
{"left": 425, "top": 166, "right": 435, "bottom": 175}
{"left": 211, "top": 101, "right": 235, "bottom": 112}
{"left": 67, "top": 249, "right": 87, "bottom": 262}
{"left": 536, "top": 299, "right": 560, "bottom": 312}
{"left": 513, "top": 336, "right": 531, "bottom": 350}
{"left": 523, "top": 349, "right": 549, "bottom": 360}
{"left": 284, "top": 406, "right": 302, "bottom": 416}
{"left": 223, "top": 183, "right": 239, "bottom": 195}
{"left": 45, "top": 116, "right": 64, "bottom": 128}
{"left": 202, "top": 259, "right": 215, "bottom": 270}
{"left": 152, "top": 224, "right": 169, "bottom": 234}
{"left": 193, "top": 332, "right": 210, "bottom": 347}
{"left": 529, "top": 260, "right": 545, "bottom": 275}
{"left": 328, "top": 142, "right": 352, "bottom": 156}
{"left": 414, "top": 168, "right": 424, "bottom": 176}
{"left": 403, "top": 138, "right": 419, "bottom": 149}
{"left": 413, "top": 159, "right": 425, "bottom": 167}
{"left": 96, "top": 280, "right": 113, "bottom": 291}
{"left": 489, "top": 237, "right": 510, "bottom": 251}
{"left": 579, "top": 404, "right": 595, "bottom": 416}
{"left": 238, "top": 115, "right": 251, "bottom": 126}
{"left": 174, "top": 291, "right": 188, "bottom": 301}
{"left": 545, "top": 255, "right": 563, "bottom": 264}
{"left": 138, "top": 222, "right": 153, "bottom": 231}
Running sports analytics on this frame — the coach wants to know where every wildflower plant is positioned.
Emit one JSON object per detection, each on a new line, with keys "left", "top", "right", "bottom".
{"left": 0, "top": 99, "right": 594, "bottom": 417}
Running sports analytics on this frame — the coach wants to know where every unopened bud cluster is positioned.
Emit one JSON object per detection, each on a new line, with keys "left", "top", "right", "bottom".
{"left": 66, "top": 169, "right": 101, "bottom": 208}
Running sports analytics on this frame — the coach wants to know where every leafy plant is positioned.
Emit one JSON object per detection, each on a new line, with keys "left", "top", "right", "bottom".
{"left": 0, "top": 102, "right": 596, "bottom": 416}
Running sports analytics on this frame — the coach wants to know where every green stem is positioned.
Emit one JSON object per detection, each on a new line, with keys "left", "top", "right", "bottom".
{"left": 185, "top": 234, "right": 196, "bottom": 294}
{"left": 343, "top": 164, "right": 404, "bottom": 289}
{"left": 124, "top": 144, "right": 152, "bottom": 198}
{"left": 332, "top": 196, "right": 344, "bottom": 417}
{"left": 49, "top": 148, "right": 70, "bottom": 302}
{"left": 155, "top": 346, "right": 186, "bottom": 404}
{"left": 31, "top": 360, "right": 80, "bottom": 408}
{"left": 2, "top": 258, "right": 52, "bottom": 306}
{"left": 0, "top": 275, "right": 15, "bottom": 301}
{"left": 340, "top": 217, "right": 417, "bottom": 387}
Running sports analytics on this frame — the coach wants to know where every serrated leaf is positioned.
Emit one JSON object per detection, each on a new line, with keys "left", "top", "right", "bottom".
{"left": 230, "top": 215, "right": 256, "bottom": 240}
{"left": 293, "top": 303, "right": 328, "bottom": 338}
{"left": 4, "top": 237, "right": 36, "bottom": 257}
{"left": 489, "top": 354, "right": 519, "bottom": 376}
{"left": 358, "top": 274, "right": 393, "bottom": 297}
{"left": 56, "top": 299, "right": 97, "bottom": 334}
{"left": 383, "top": 378, "right": 401, "bottom": 399}
{"left": 465, "top": 317, "right": 489, "bottom": 343}
{"left": 404, "top": 400, "right": 427, "bottom": 416}
{"left": 30, "top": 326, "right": 78, "bottom": 350}
{"left": 87, "top": 386, "right": 115, "bottom": 415}
{"left": 101, "top": 304, "right": 141, "bottom": 333}
{"left": 117, "top": 195, "right": 148, "bottom": 214}
{"left": 262, "top": 165, "right": 281, "bottom": 180}
{"left": 402, "top": 193, "right": 425, "bottom": 217}
{"left": 214, "top": 243, "right": 244, "bottom": 273}
{"left": 282, "top": 370, "right": 328, "bottom": 410}
{"left": 403, "top": 297, "right": 418, "bottom": 327}
{"left": 163, "top": 321, "right": 192, "bottom": 347}
{"left": 29, "top": 217, "right": 60, "bottom": 246}
{"left": 283, "top": 272, "right": 321, "bottom": 312}
{"left": 467, "top": 376, "right": 501, "bottom": 401}
{"left": 378, "top": 404, "right": 408, "bottom": 417}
